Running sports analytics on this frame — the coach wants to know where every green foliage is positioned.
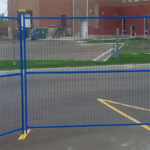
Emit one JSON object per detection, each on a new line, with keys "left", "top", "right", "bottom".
{"left": 0, "top": 52, "right": 150, "bottom": 71}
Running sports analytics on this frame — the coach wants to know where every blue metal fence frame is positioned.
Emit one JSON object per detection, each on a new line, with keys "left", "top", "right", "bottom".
{"left": 26, "top": 69, "right": 150, "bottom": 75}
{"left": 0, "top": 14, "right": 24, "bottom": 137}
{"left": 26, "top": 15, "right": 150, "bottom": 20}
{"left": 1, "top": 15, "right": 150, "bottom": 137}
{"left": 19, "top": 12, "right": 25, "bottom": 134}
{"left": 28, "top": 122, "right": 150, "bottom": 129}
{"left": 0, "top": 16, "right": 18, "bottom": 20}
{"left": 0, "top": 73, "right": 21, "bottom": 78}
{"left": 24, "top": 15, "right": 150, "bottom": 130}
{"left": 25, "top": 15, "right": 150, "bottom": 76}
{"left": 23, "top": 12, "right": 28, "bottom": 133}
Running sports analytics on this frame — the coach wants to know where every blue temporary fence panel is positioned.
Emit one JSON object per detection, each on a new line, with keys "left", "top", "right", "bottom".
{"left": 24, "top": 16, "right": 150, "bottom": 131}
{"left": 1, "top": 15, "right": 150, "bottom": 137}
{"left": 0, "top": 14, "right": 24, "bottom": 137}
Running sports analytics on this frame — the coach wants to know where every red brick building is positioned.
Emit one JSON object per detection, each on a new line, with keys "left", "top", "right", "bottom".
{"left": 8, "top": 0, "right": 150, "bottom": 37}
{"left": 97, "top": 1, "right": 150, "bottom": 36}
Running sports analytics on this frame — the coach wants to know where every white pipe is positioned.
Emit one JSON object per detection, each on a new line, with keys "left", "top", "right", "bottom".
{"left": 72, "top": 0, "right": 75, "bottom": 36}
{"left": 87, "top": 0, "right": 88, "bottom": 17}
{"left": 87, "top": 0, "right": 88, "bottom": 38}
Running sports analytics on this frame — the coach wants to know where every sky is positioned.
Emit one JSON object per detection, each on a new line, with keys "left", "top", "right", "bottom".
{"left": 0, "top": 0, "right": 7, "bottom": 15}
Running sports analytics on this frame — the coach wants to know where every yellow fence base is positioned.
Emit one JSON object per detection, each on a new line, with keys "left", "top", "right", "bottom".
{"left": 18, "top": 129, "right": 31, "bottom": 140}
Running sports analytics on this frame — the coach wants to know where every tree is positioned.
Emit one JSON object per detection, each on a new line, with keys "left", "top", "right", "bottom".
{"left": 0, "top": 13, "right": 4, "bottom": 16}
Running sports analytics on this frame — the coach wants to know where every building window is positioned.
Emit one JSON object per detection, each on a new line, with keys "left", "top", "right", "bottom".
{"left": 122, "top": 18, "right": 126, "bottom": 35}
{"left": 122, "top": 0, "right": 126, "bottom": 3}
{"left": 144, "top": 18, "right": 148, "bottom": 35}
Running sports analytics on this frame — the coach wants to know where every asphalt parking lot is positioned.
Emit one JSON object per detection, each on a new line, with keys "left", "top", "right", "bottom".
{"left": 1, "top": 126, "right": 150, "bottom": 150}
{"left": 0, "top": 40, "right": 112, "bottom": 61}
{"left": 0, "top": 70, "right": 150, "bottom": 150}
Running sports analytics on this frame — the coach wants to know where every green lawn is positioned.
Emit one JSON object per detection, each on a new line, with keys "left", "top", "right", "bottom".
{"left": 108, "top": 50, "right": 150, "bottom": 64}
{"left": 1, "top": 52, "right": 150, "bottom": 71}
{"left": 1, "top": 39, "right": 150, "bottom": 71}
{"left": 87, "top": 38, "right": 150, "bottom": 64}
{"left": 0, "top": 60, "right": 115, "bottom": 71}
{"left": 87, "top": 38, "right": 150, "bottom": 44}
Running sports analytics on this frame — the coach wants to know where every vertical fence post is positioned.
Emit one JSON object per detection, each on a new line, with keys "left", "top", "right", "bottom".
{"left": 19, "top": 12, "right": 25, "bottom": 134}
{"left": 23, "top": 12, "right": 28, "bottom": 134}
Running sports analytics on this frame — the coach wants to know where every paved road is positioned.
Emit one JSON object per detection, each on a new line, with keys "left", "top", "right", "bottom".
{"left": 0, "top": 72, "right": 150, "bottom": 150}
{"left": 0, "top": 40, "right": 112, "bottom": 61}
{"left": 1, "top": 126, "right": 150, "bottom": 150}
{"left": 0, "top": 72, "right": 150, "bottom": 130}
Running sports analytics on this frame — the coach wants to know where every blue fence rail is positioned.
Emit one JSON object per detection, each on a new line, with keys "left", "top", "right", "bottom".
{"left": 0, "top": 15, "right": 24, "bottom": 137}
{"left": 26, "top": 15, "right": 150, "bottom": 20}
{"left": 26, "top": 69, "right": 150, "bottom": 75}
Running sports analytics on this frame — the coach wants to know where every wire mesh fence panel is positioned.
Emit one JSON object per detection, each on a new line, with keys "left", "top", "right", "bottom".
{"left": 0, "top": 18, "right": 22, "bottom": 136}
{"left": 27, "top": 72, "right": 150, "bottom": 127}
{"left": 0, "top": 9, "right": 150, "bottom": 140}
{"left": 26, "top": 19, "right": 112, "bottom": 62}
{"left": 25, "top": 18, "right": 150, "bottom": 128}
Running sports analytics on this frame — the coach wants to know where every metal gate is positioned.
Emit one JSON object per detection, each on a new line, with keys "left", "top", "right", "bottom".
{"left": 1, "top": 13, "right": 150, "bottom": 139}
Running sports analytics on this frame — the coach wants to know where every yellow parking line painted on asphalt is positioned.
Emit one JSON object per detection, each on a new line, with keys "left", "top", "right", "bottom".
{"left": 97, "top": 99, "right": 150, "bottom": 131}
{"left": 99, "top": 99, "right": 150, "bottom": 112}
